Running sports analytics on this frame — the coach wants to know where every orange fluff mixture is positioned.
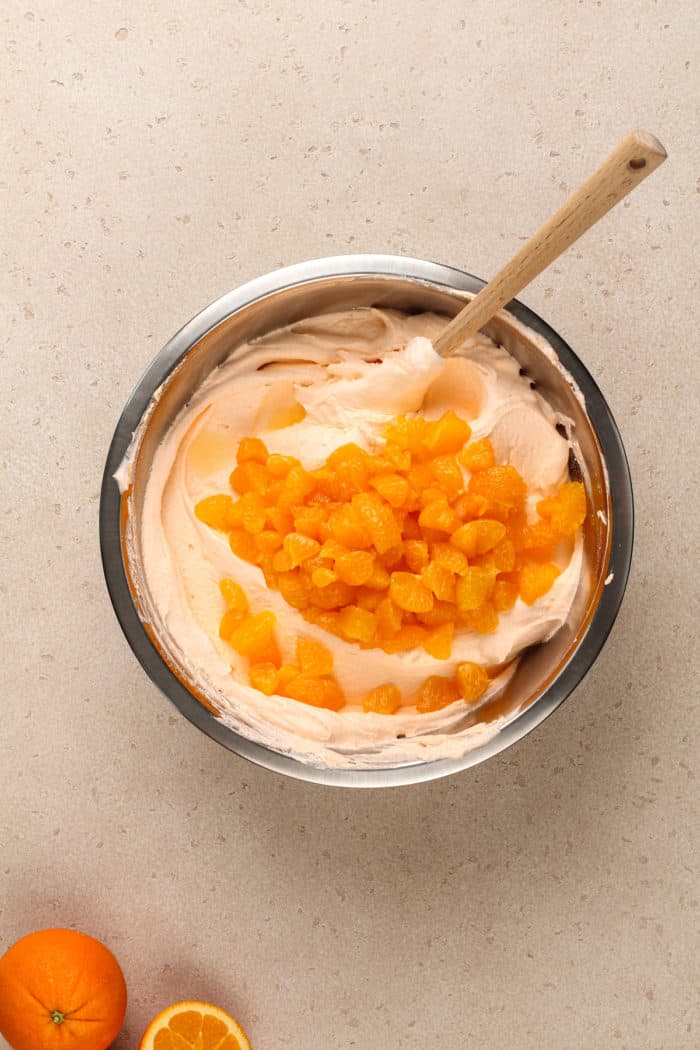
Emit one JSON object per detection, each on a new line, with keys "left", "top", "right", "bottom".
{"left": 194, "top": 411, "right": 586, "bottom": 713}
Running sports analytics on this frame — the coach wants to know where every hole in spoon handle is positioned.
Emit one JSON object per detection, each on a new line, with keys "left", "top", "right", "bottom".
{"left": 628, "top": 157, "right": 647, "bottom": 170}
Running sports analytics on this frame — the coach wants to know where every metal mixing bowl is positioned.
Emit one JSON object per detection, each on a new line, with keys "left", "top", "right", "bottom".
{"left": 99, "top": 255, "right": 633, "bottom": 787}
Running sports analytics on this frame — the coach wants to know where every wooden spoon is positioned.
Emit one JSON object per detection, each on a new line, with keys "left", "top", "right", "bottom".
{"left": 434, "top": 130, "right": 667, "bottom": 357}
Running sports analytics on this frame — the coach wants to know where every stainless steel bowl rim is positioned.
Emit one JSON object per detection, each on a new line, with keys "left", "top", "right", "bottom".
{"left": 99, "top": 254, "right": 634, "bottom": 788}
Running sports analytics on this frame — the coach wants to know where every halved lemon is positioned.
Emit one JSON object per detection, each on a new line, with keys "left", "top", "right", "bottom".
{"left": 138, "top": 1000, "right": 252, "bottom": 1050}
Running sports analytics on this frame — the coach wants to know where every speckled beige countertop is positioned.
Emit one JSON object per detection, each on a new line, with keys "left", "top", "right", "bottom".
{"left": 2, "top": 2, "right": 698, "bottom": 1047}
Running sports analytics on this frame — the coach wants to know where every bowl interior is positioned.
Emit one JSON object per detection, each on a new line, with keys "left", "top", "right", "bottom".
{"left": 103, "top": 260, "right": 630, "bottom": 786}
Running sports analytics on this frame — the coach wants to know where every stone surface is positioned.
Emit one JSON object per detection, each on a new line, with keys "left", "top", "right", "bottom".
{"left": 1, "top": 1, "right": 698, "bottom": 1047}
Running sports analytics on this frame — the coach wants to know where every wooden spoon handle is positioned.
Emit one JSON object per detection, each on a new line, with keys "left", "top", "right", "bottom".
{"left": 434, "top": 131, "right": 667, "bottom": 357}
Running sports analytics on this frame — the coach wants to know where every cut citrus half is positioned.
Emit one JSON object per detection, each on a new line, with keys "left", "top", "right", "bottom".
{"left": 138, "top": 1000, "right": 252, "bottom": 1050}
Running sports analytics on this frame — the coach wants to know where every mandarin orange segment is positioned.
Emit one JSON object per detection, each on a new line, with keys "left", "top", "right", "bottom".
{"left": 226, "top": 610, "right": 277, "bottom": 660}
{"left": 452, "top": 519, "right": 507, "bottom": 557}
{"left": 369, "top": 472, "right": 410, "bottom": 508}
{"left": 248, "top": 662, "right": 279, "bottom": 695}
{"left": 229, "top": 529, "right": 259, "bottom": 563}
{"left": 422, "top": 410, "right": 472, "bottom": 455}
{"left": 456, "top": 565, "right": 497, "bottom": 611}
{"left": 390, "top": 571, "right": 434, "bottom": 613}
{"left": 376, "top": 596, "right": 403, "bottom": 638}
{"left": 381, "top": 624, "right": 429, "bottom": 653}
{"left": 311, "top": 566, "right": 337, "bottom": 589}
{"left": 519, "top": 562, "right": 561, "bottom": 605}
{"left": 468, "top": 464, "right": 527, "bottom": 511}
{"left": 431, "top": 542, "right": 470, "bottom": 575}
{"left": 229, "top": 460, "right": 269, "bottom": 496}
{"left": 338, "top": 605, "right": 376, "bottom": 643}
{"left": 352, "top": 492, "right": 403, "bottom": 553}
{"left": 282, "top": 674, "right": 345, "bottom": 710}
{"left": 456, "top": 662, "right": 489, "bottom": 702}
{"left": 362, "top": 683, "right": 402, "bottom": 714}
{"left": 383, "top": 415, "right": 428, "bottom": 454}
{"left": 403, "top": 539, "right": 430, "bottom": 573}
{"left": 236, "top": 436, "right": 268, "bottom": 463}
{"left": 423, "top": 621, "right": 454, "bottom": 660}
{"left": 430, "top": 455, "right": 464, "bottom": 497}
{"left": 416, "top": 675, "right": 460, "bottom": 713}
{"left": 420, "top": 561, "right": 457, "bottom": 603}
{"left": 418, "top": 499, "right": 460, "bottom": 533}
{"left": 195, "top": 494, "right": 240, "bottom": 531}
{"left": 334, "top": 549, "right": 375, "bottom": 586}
{"left": 296, "top": 637, "right": 334, "bottom": 676}
{"left": 219, "top": 578, "right": 249, "bottom": 613}
{"left": 282, "top": 532, "right": 321, "bottom": 567}
{"left": 492, "top": 578, "right": 518, "bottom": 612}
{"left": 459, "top": 601, "right": 499, "bottom": 633}
{"left": 458, "top": 437, "right": 495, "bottom": 472}
{"left": 537, "top": 481, "right": 587, "bottom": 535}
{"left": 277, "top": 570, "right": 311, "bottom": 609}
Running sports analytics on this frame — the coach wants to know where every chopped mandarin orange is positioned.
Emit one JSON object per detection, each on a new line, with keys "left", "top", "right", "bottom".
{"left": 219, "top": 607, "right": 247, "bottom": 641}
{"left": 255, "top": 530, "right": 283, "bottom": 554}
{"left": 339, "top": 605, "right": 376, "bottom": 643}
{"left": 230, "top": 460, "right": 269, "bottom": 495}
{"left": 519, "top": 562, "right": 561, "bottom": 605}
{"left": 431, "top": 542, "right": 470, "bottom": 576}
{"left": 418, "top": 499, "right": 460, "bottom": 533}
{"left": 266, "top": 452, "right": 299, "bottom": 478}
{"left": 227, "top": 611, "right": 277, "bottom": 660}
{"left": 458, "top": 437, "right": 495, "bottom": 472}
{"left": 377, "top": 543, "right": 404, "bottom": 569}
{"left": 282, "top": 674, "right": 345, "bottom": 710}
{"left": 248, "top": 662, "right": 279, "bottom": 696}
{"left": 272, "top": 549, "right": 294, "bottom": 573}
{"left": 219, "top": 578, "right": 248, "bottom": 613}
{"left": 328, "top": 506, "right": 373, "bottom": 549}
{"left": 356, "top": 587, "right": 384, "bottom": 611}
{"left": 421, "top": 561, "right": 457, "bottom": 603}
{"left": 468, "top": 465, "right": 527, "bottom": 512}
{"left": 266, "top": 505, "right": 294, "bottom": 535}
{"left": 363, "top": 564, "right": 392, "bottom": 590}
{"left": 492, "top": 537, "right": 516, "bottom": 572}
{"left": 302, "top": 608, "right": 343, "bottom": 635}
{"left": 283, "top": 532, "right": 321, "bottom": 567}
{"left": 456, "top": 662, "right": 489, "bottom": 702}
{"left": 229, "top": 529, "right": 259, "bottom": 563}
{"left": 311, "top": 566, "right": 337, "bottom": 589}
{"left": 297, "top": 637, "right": 334, "bottom": 676}
{"left": 293, "top": 506, "right": 326, "bottom": 540}
{"left": 362, "top": 683, "right": 402, "bottom": 714}
{"left": 382, "top": 625, "right": 429, "bottom": 653}
{"left": 492, "top": 579, "right": 519, "bottom": 612}
{"left": 459, "top": 602, "right": 499, "bottom": 633}
{"left": 430, "top": 455, "right": 463, "bottom": 497}
{"left": 537, "top": 481, "right": 587, "bottom": 535}
{"left": 454, "top": 492, "right": 490, "bottom": 521}
{"left": 236, "top": 436, "right": 268, "bottom": 463}
{"left": 195, "top": 494, "right": 239, "bottom": 531}
{"left": 416, "top": 675, "right": 460, "bottom": 712}
{"left": 383, "top": 415, "right": 428, "bottom": 454}
{"left": 238, "top": 492, "right": 267, "bottom": 534}
{"left": 277, "top": 663, "right": 300, "bottom": 689}
{"left": 370, "top": 473, "right": 410, "bottom": 508}
{"left": 334, "top": 549, "right": 375, "bottom": 586}
{"left": 307, "top": 580, "right": 355, "bottom": 610}
{"left": 452, "top": 519, "right": 507, "bottom": 557}
{"left": 352, "top": 492, "right": 402, "bottom": 553}
{"left": 279, "top": 464, "right": 315, "bottom": 507}
{"left": 390, "top": 572, "right": 434, "bottom": 613}
{"left": 513, "top": 520, "right": 559, "bottom": 558}
{"left": 423, "top": 622, "right": 454, "bottom": 660}
{"left": 417, "top": 600, "right": 457, "bottom": 627}
{"left": 404, "top": 539, "right": 430, "bottom": 573}
{"left": 422, "top": 410, "right": 472, "bottom": 455}
{"left": 456, "top": 565, "right": 497, "bottom": 611}
{"left": 375, "top": 596, "right": 403, "bottom": 638}
{"left": 277, "top": 571, "right": 311, "bottom": 610}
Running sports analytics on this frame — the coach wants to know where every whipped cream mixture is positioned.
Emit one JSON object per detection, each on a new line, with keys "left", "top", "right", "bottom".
{"left": 124, "top": 309, "right": 584, "bottom": 768}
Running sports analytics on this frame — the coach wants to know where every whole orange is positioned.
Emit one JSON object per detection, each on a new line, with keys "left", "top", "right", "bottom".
{"left": 0, "top": 927, "right": 127, "bottom": 1050}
